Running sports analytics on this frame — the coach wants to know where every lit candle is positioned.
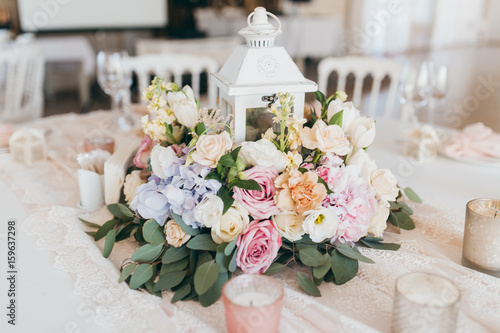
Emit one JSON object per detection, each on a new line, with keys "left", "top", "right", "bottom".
{"left": 462, "top": 199, "right": 500, "bottom": 277}
{"left": 222, "top": 275, "right": 284, "bottom": 333}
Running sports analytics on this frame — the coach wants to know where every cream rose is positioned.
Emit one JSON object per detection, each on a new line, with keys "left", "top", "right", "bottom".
{"left": 123, "top": 170, "right": 146, "bottom": 204}
{"left": 191, "top": 131, "right": 233, "bottom": 168}
{"left": 165, "top": 220, "right": 191, "bottom": 247}
{"left": 172, "top": 99, "right": 199, "bottom": 129}
{"left": 370, "top": 168, "right": 399, "bottom": 202}
{"left": 150, "top": 145, "right": 178, "bottom": 179}
{"left": 368, "top": 201, "right": 390, "bottom": 237}
{"left": 327, "top": 101, "right": 360, "bottom": 132}
{"left": 300, "top": 120, "right": 351, "bottom": 156}
{"left": 302, "top": 208, "right": 340, "bottom": 243}
{"left": 350, "top": 116, "right": 376, "bottom": 148}
{"left": 194, "top": 194, "right": 224, "bottom": 228}
{"left": 211, "top": 202, "right": 249, "bottom": 244}
{"left": 272, "top": 211, "right": 305, "bottom": 241}
{"left": 346, "top": 148, "right": 377, "bottom": 180}
{"left": 239, "top": 139, "right": 289, "bottom": 173}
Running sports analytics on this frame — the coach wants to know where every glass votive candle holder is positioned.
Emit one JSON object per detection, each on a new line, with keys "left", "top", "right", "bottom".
{"left": 222, "top": 274, "right": 284, "bottom": 333}
{"left": 392, "top": 272, "right": 460, "bottom": 333}
{"left": 462, "top": 198, "right": 500, "bottom": 277}
{"left": 84, "top": 135, "right": 115, "bottom": 154}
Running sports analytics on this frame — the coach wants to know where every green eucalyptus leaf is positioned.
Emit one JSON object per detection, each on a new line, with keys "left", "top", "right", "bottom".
{"left": 389, "top": 211, "right": 400, "bottom": 228}
{"left": 331, "top": 250, "right": 358, "bottom": 285}
{"left": 187, "top": 234, "right": 218, "bottom": 252}
{"left": 171, "top": 283, "right": 192, "bottom": 303}
{"left": 194, "top": 260, "right": 219, "bottom": 295}
{"left": 224, "top": 238, "right": 238, "bottom": 256}
{"left": 132, "top": 243, "right": 164, "bottom": 262}
{"left": 119, "top": 264, "right": 136, "bottom": 283}
{"left": 336, "top": 244, "right": 374, "bottom": 263}
{"left": 197, "top": 251, "right": 213, "bottom": 269}
{"left": 298, "top": 248, "right": 325, "bottom": 267}
{"left": 143, "top": 219, "right": 165, "bottom": 245}
{"left": 85, "top": 231, "right": 97, "bottom": 237}
{"left": 170, "top": 213, "right": 200, "bottom": 236}
{"left": 228, "top": 250, "right": 238, "bottom": 272}
{"left": 107, "top": 203, "right": 133, "bottom": 220}
{"left": 404, "top": 187, "right": 422, "bottom": 203}
{"left": 153, "top": 270, "right": 187, "bottom": 291}
{"left": 129, "top": 264, "right": 155, "bottom": 289}
{"left": 361, "top": 238, "right": 401, "bottom": 251}
{"left": 160, "top": 257, "right": 190, "bottom": 276}
{"left": 94, "top": 219, "right": 117, "bottom": 241}
{"left": 78, "top": 218, "right": 101, "bottom": 229}
{"left": 393, "top": 211, "right": 416, "bottom": 230}
{"left": 264, "top": 263, "right": 286, "bottom": 276}
{"left": 400, "top": 202, "right": 414, "bottom": 215}
{"left": 216, "top": 243, "right": 229, "bottom": 273}
{"left": 296, "top": 272, "right": 321, "bottom": 297}
{"left": 312, "top": 254, "right": 332, "bottom": 279}
{"left": 199, "top": 272, "right": 228, "bottom": 307}
{"left": 162, "top": 245, "right": 190, "bottom": 264}
{"left": 103, "top": 229, "right": 116, "bottom": 258}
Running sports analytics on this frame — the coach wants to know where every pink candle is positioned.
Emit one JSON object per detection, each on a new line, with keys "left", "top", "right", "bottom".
{"left": 222, "top": 275, "right": 284, "bottom": 333}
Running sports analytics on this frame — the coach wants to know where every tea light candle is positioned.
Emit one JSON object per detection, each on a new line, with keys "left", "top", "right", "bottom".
{"left": 222, "top": 275, "right": 284, "bottom": 333}
{"left": 392, "top": 272, "right": 460, "bottom": 333}
{"left": 462, "top": 198, "right": 500, "bottom": 277}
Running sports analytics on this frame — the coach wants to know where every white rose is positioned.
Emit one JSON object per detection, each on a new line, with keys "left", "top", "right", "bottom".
{"left": 346, "top": 148, "right": 377, "bottom": 180}
{"left": 165, "top": 220, "right": 191, "bottom": 248}
{"left": 172, "top": 99, "right": 199, "bottom": 129}
{"left": 191, "top": 131, "right": 233, "bottom": 168}
{"left": 368, "top": 201, "right": 390, "bottom": 237}
{"left": 327, "top": 101, "right": 360, "bottom": 132}
{"left": 300, "top": 120, "right": 351, "bottom": 156}
{"left": 194, "top": 194, "right": 224, "bottom": 228}
{"left": 167, "top": 85, "right": 196, "bottom": 106}
{"left": 150, "top": 145, "right": 178, "bottom": 179}
{"left": 272, "top": 211, "right": 305, "bottom": 241}
{"left": 239, "top": 139, "right": 288, "bottom": 173}
{"left": 123, "top": 170, "right": 146, "bottom": 204}
{"left": 211, "top": 202, "right": 249, "bottom": 244}
{"left": 302, "top": 208, "right": 340, "bottom": 243}
{"left": 350, "top": 116, "right": 376, "bottom": 148}
{"left": 370, "top": 168, "right": 399, "bottom": 202}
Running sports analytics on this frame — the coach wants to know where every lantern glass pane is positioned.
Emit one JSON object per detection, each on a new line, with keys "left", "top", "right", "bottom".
{"left": 246, "top": 107, "right": 276, "bottom": 141}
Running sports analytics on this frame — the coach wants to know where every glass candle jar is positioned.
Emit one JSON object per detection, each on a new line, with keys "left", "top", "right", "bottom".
{"left": 222, "top": 274, "right": 284, "bottom": 333}
{"left": 84, "top": 135, "right": 115, "bottom": 154}
{"left": 462, "top": 198, "right": 500, "bottom": 277}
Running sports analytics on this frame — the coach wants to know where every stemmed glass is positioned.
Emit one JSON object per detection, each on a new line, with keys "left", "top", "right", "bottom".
{"left": 97, "top": 50, "right": 135, "bottom": 131}
{"left": 428, "top": 64, "right": 448, "bottom": 125}
{"left": 399, "top": 62, "right": 428, "bottom": 126}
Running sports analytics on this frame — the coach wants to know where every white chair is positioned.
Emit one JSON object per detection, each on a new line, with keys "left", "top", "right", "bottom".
{"left": 0, "top": 45, "right": 45, "bottom": 123}
{"left": 318, "top": 56, "right": 403, "bottom": 118}
{"left": 129, "top": 53, "right": 219, "bottom": 108}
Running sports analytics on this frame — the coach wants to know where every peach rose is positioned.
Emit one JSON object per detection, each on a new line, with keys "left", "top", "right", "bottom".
{"left": 370, "top": 168, "right": 399, "bottom": 202}
{"left": 300, "top": 120, "right": 351, "bottom": 156}
{"left": 191, "top": 131, "right": 233, "bottom": 168}
{"left": 165, "top": 220, "right": 190, "bottom": 248}
{"left": 274, "top": 169, "right": 327, "bottom": 214}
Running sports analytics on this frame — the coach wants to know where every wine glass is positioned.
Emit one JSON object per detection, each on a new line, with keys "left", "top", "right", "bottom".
{"left": 429, "top": 65, "right": 448, "bottom": 125}
{"left": 97, "top": 50, "right": 135, "bottom": 131}
{"left": 399, "top": 62, "right": 428, "bottom": 126}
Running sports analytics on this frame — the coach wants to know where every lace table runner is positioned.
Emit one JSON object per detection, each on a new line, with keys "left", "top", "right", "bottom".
{"left": 2, "top": 111, "right": 499, "bottom": 332}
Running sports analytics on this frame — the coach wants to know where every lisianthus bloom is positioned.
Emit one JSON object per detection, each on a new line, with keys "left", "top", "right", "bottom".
{"left": 133, "top": 135, "right": 154, "bottom": 168}
{"left": 233, "top": 166, "right": 281, "bottom": 219}
{"left": 236, "top": 220, "right": 282, "bottom": 274}
{"left": 274, "top": 169, "right": 327, "bottom": 214}
{"left": 302, "top": 208, "right": 340, "bottom": 243}
{"left": 165, "top": 220, "right": 190, "bottom": 247}
{"left": 300, "top": 120, "right": 351, "bottom": 156}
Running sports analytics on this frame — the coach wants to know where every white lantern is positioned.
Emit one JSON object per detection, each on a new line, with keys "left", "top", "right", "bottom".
{"left": 211, "top": 7, "right": 317, "bottom": 142}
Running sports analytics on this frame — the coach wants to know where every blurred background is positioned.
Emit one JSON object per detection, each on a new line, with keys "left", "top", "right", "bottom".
{"left": 0, "top": 0, "right": 499, "bottom": 129}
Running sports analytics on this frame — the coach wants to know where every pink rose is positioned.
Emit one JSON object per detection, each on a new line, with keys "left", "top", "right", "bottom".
{"left": 236, "top": 220, "right": 282, "bottom": 274}
{"left": 133, "top": 135, "right": 154, "bottom": 168}
{"left": 233, "top": 166, "right": 281, "bottom": 219}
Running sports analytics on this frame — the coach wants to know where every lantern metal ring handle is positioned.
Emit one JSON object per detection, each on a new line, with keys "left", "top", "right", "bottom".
{"left": 247, "top": 10, "right": 281, "bottom": 36}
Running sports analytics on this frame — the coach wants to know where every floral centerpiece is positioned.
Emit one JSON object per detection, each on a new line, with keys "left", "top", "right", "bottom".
{"left": 85, "top": 78, "right": 420, "bottom": 307}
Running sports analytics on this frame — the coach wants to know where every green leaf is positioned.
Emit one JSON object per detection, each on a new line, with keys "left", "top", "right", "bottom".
{"left": 103, "top": 229, "right": 116, "bottom": 258}
{"left": 144, "top": 278, "right": 161, "bottom": 298}
{"left": 162, "top": 245, "right": 190, "bottom": 264}
{"left": 313, "top": 254, "right": 332, "bottom": 279}
{"left": 78, "top": 218, "right": 101, "bottom": 229}
{"left": 153, "top": 270, "right": 187, "bottom": 291}
{"left": 264, "top": 263, "right": 286, "bottom": 276}
{"left": 224, "top": 238, "right": 238, "bottom": 256}
{"left": 296, "top": 272, "right": 321, "bottom": 297}
{"left": 389, "top": 211, "right": 400, "bottom": 228}
{"left": 160, "top": 257, "right": 190, "bottom": 276}
{"left": 393, "top": 211, "right": 416, "bottom": 230}
{"left": 143, "top": 219, "right": 165, "bottom": 245}
{"left": 129, "top": 264, "right": 156, "bottom": 289}
{"left": 228, "top": 250, "right": 237, "bottom": 272}
{"left": 199, "top": 272, "right": 228, "bottom": 307}
{"left": 197, "top": 251, "right": 213, "bottom": 269}
{"left": 194, "top": 260, "right": 219, "bottom": 295}
{"left": 218, "top": 187, "right": 234, "bottom": 215}
{"left": 85, "top": 231, "right": 96, "bottom": 237}
{"left": 94, "top": 219, "right": 117, "bottom": 241}
{"left": 204, "top": 170, "right": 222, "bottom": 182}
{"left": 195, "top": 122, "right": 206, "bottom": 136}
{"left": 119, "top": 264, "right": 136, "bottom": 283}
{"left": 107, "top": 203, "right": 133, "bottom": 220}
{"left": 231, "top": 179, "right": 262, "bottom": 191}
{"left": 361, "top": 238, "right": 401, "bottom": 251}
{"left": 328, "top": 110, "right": 343, "bottom": 127}
{"left": 132, "top": 243, "right": 164, "bottom": 262}
{"left": 336, "top": 244, "right": 374, "bottom": 263}
{"left": 171, "top": 283, "right": 191, "bottom": 303}
{"left": 170, "top": 213, "right": 200, "bottom": 236}
{"left": 404, "top": 187, "right": 422, "bottom": 203}
{"left": 115, "top": 223, "right": 136, "bottom": 242}
{"left": 230, "top": 146, "right": 242, "bottom": 161}
{"left": 316, "top": 175, "right": 333, "bottom": 194}
{"left": 216, "top": 243, "right": 229, "bottom": 273}
{"left": 218, "top": 153, "right": 236, "bottom": 168}
{"left": 118, "top": 203, "right": 134, "bottom": 217}
{"left": 187, "top": 234, "right": 218, "bottom": 252}
{"left": 298, "top": 248, "right": 325, "bottom": 267}
{"left": 400, "top": 202, "right": 414, "bottom": 215}
{"left": 314, "top": 90, "right": 326, "bottom": 107}
{"left": 331, "top": 250, "right": 358, "bottom": 285}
